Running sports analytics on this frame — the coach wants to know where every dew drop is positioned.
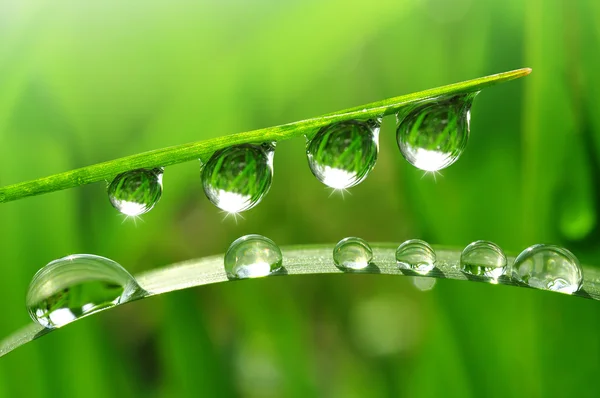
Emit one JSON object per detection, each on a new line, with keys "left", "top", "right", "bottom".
{"left": 333, "top": 237, "right": 373, "bottom": 271}
{"left": 396, "top": 93, "right": 476, "bottom": 171}
{"left": 460, "top": 240, "right": 507, "bottom": 279}
{"left": 202, "top": 144, "right": 274, "bottom": 213}
{"left": 224, "top": 234, "right": 283, "bottom": 279}
{"left": 108, "top": 168, "right": 163, "bottom": 216}
{"left": 306, "top": 119, "right": 380, "bottom": 189}
{"left": 412, "top": 277, "right": 436, "bottom": 291}
{"left": 26, "top": 254, "right": 143, "bottom": 328}
{"left": 396, "top": 239, "right": 436, "bottom": 274}
{"left": 511, "top": 244, "right": 583, "bottom": 294}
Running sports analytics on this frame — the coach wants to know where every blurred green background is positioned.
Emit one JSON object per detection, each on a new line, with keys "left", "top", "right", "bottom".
{"left": 1, "top": 0, "right": 600, "bottom": 396}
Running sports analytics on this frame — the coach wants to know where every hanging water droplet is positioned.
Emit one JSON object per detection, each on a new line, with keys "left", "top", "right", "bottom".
{"left": 412, "top": 277, "right": 436, "bottom": 291}
{"left": 108, "top": 168, "right": 163, "bottom": 216}
{"left": 333, "top": 237, "right": 373, "bottom": 271}
{"left": 202, "top": 144, "right": 274, "bottom": 213}
{"left": 396, "top": 239, "right": 436, "bottom": 274}
{"left": 511, "top": 244, "right": 583, "bottom": 294}
{"left": 224, "top": 234, "right": 283, "bottom": 279}
{"left": 26, "top": 254, "right": 143, "bottom": 328}
{"left": 306, "top": 119, "right": 380, "bottom": 189}
{"left": 396, "top": 93, "right": 476, "bottom": 171}
{"left": 460, "top": 240, "right": 507, "bottom": 279}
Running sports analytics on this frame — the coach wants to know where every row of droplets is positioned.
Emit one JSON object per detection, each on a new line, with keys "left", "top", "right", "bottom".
{"left": 25, "top": 234, "right": 581, "bottom": 330}
{"left": 225, "top": 235, "right": 584, "bottom": 295}
{"left": 108, "top": 93, "right": 476, "bottom": 216}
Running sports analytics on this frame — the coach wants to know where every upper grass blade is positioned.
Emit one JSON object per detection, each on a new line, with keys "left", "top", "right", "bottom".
{"left": 0, "top": 68, "right": 531, "bottom": 204}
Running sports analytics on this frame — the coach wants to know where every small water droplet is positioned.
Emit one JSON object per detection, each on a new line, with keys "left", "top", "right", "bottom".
{"left": 202, "top": 144, "right": 274, "bottom": 213}
{"left": 306, "top": 119, "right": 380, "bottom": 189}
{"left": 396, "top": 239, "right": 436, "bottom": 274}
{"left": 333, "top": 237, "right": 373, "bottom": 271}
{"left": 511, "top": 244, "right": 583, "bottom": 294}
{"left": 108, "top": 168, "right": 163, "bottom": 216}
{"left": 26, "top": 254, "right": 142, "bottom": 328}
{"left": 460, "top": 240, "right": 507, "bottom": 279}
{"left": 224, "top": 234, "right": 282, "bottom": 279}
{"left": 396, "top": 93, "right": 476, "bottom": 171}
{"left": 412, "top": 277, "right": 436, "bottom": 291}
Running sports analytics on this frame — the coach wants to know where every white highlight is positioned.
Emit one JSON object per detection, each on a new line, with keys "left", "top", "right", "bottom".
{"left": 214, "top": 190, "right": 251, "bottom": 213}
{"left": 114, "top": 200, "right": 147, "bottom": 217}
{"left": 236, "top": 262, "right": 272, "bottom": 279}
{"left": 47, "top": 308, "right": 77, "bottom": 328}
{"left": 319, "top": 167, "right": 356, "bottom": 189}
{"left": 405, "top": 148, "right": 451, "bottom": 172}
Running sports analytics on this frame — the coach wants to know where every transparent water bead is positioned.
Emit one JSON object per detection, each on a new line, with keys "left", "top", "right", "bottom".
{"left": 412, "top": 277, "right": 436, "bottom": 291}
{"left": 202, "top": 143, "right": 274, "bottom": 213}
{"left": 396, "top": 93, "right": 477, "bottom": 172}
{"left": 306, "top": 119, "right": 380, "bottom": 189}
{"left": 460, "top": 240, "right": 507, "bottom": 279}
{"left": 224, "top": 234, "right": 283, "bottom": 279}
{"left": 26, "top": 254, "right": 142, "bottom": 328}
{"left": 396, "top": 239, "right": 436, "bottom": 275}
{"left": 511, "top": 244, "right": 583, "bottom": 294}
{"left": 108, "top": 168, "right": 163, "bottom": 216}
{"left": 333, "top": 237, "right": 373, "bottom": 271}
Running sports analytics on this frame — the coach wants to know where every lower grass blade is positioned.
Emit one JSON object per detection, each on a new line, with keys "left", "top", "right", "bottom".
{"left": 2, "top": 239, "right": 598, "bottom": 359}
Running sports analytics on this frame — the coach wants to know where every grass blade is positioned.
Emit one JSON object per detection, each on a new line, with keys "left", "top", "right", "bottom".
{"left": 2, "top": 239, "right": 598, "bottom": 359}
{"left": 0, "top": 68, "right": 531, "bottom": 204}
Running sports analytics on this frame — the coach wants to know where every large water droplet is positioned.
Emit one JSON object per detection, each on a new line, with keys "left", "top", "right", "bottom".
{"left": 108, "top": 168, "right": 163, "bottom": 216}
{"left": 511, "top": 244, "right": 583, "bottom": 294}
{"left": 460, "top": 240, "right": 507, "bottom": 279}
{"left": 396, "top": 93, "right": 476, "bottom": 171}
{"left": 306, "top": 119, "right": 380, "bottom": 189}
{"left": 333, "top": 237, "right": 373, "bottom": 271}
{"left": 396, "top": 239, "right": 436, "bottom": 275}
{"left": 26, "top": 254, "right": 143, "bottom": 328}
{"left": 202, "top": 144, "right": 274, "bottom": 213}
{"left": 224, "top": 234, "right": 283, "bottom": 279}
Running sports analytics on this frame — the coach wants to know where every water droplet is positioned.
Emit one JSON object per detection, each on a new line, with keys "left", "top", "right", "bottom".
{"left": 224, "top": 234, "right": 283, "bottom": 279}
{"left": 333, "top": 237, "right": 373, "bottom": 271}
{"left": 412, "top": 277, "right": 436, "bottom": 291}
{"left": 202, "top": 144, "right": 274, "bottom": 213}
{"left": 511, "top": 244, "right": 583, "bottom": 294}
{"left": 108, "top": 168, "right": 163, "bottom": 216}
{"left": 306, "top": 119, "right": 380, "bottom": 189}
{"left": 396, "top": 93, "right": 476, "bottom": 171}
{"left": 460, "top": 240, "right": 507, "bottom": 279}
{"left": 26, "top": 254, "right": 142, "bottom": 328}
{"left": 396, "top": 239, "right": 436, "bottom": 274}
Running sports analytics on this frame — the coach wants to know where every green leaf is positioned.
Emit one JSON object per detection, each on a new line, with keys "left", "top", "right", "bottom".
{"left": 0, "top": 68, "right": 531, "bottom": 204}
{"left": 2, "top": 240, "right": 598, "bottom": 359}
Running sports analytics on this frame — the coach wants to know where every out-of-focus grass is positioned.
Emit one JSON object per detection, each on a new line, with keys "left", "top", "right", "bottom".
{"left": 0, "top": 0, "right": 599, "bottom": 397}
